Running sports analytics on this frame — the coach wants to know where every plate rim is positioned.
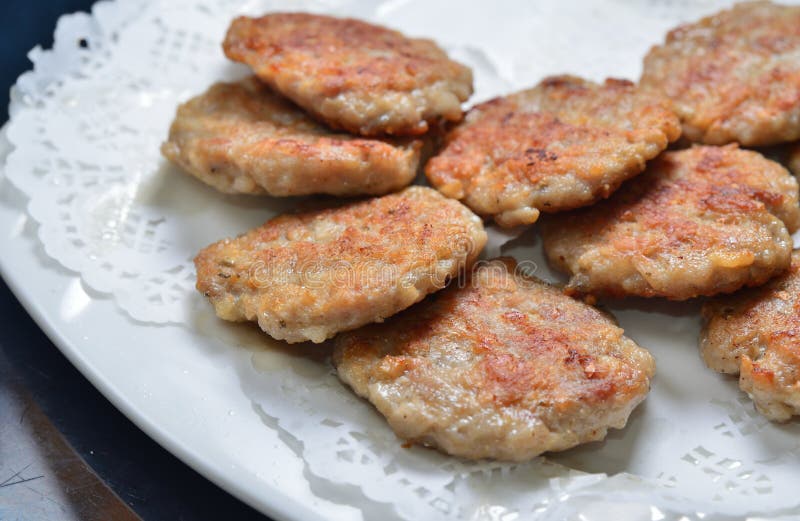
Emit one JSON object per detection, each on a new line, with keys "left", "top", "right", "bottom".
{"left": 0, "top": 132, "right": 333, "bottom": 521}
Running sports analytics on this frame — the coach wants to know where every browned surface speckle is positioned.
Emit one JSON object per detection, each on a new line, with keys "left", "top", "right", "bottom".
{"left": 195, "top": 186, "right": 486, "bottom": 343}
{"left": 161, "top": 78, "right": 423, "bottom": 196}
{"left": 425, "top": 76, "right": 680, "bottom": 227}
{"left": 701, "top": 251, "right": 800, "bottom": 421}
{"left": 542, "top": 145, "right": 800, "bottom": 300}
{"left": 641, "top": 1, "right": 800, "bottom": 146}
{"left": 333, "top": 258, "right": 655, "bottom": 461}
{"left": 223, "top": 13, "right": 473, "bottom": 136}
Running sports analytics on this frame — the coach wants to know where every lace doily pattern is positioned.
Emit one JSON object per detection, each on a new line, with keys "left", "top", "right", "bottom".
{"left": 6, "top": 0, "right": 509, "bottom": 322}
{"left": 224, "top": 295, "right": 800, "bottom": 521}
{"left": 7, "top": 0, "right": 800, "bottom": 519}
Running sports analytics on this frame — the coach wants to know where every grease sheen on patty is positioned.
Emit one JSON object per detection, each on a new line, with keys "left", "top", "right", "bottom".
{"left": 426, "top": 76, "right": 680, "bottom": 227}
{"left": 333, "top": 258, "right": 655, "bottom": 461}
{"left": 223, "top": 13, "right": 473, "bottom": 136}
{"left": 195, "top": 186, "right": 486, "bottom": 343}
{"left": 641, "top": 1, "right": 800, "bottom": 146}
{"left": 162, "top": 78, "right": 423, "bottom": 196}
{"left": 542, "top": 145, "right": 800, "bottom": 300}
{"left": 702, "top": 251, "right": 800, "bottom": 421}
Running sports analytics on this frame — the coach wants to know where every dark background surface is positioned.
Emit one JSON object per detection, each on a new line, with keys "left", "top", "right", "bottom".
{"left": 1, "top": 1, "right": 267, "bottom": 519}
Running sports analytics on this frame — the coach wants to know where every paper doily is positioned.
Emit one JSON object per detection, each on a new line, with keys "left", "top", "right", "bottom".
{"left": 6, "top": 0, "right": 800, "bottom": 520}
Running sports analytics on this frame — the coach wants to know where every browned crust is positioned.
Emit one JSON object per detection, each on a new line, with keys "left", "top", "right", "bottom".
{"left": 194, "top": 186, "right": 486, "bottom": 343}
{"left": 641, "top": 1, "right": 800, "bottom": 146}
{"left": 161, "top": 78, "right": 423, "bottom": 196}
{"left": 425, "top": 76, "right": 681, "bottom": 227}
{"left": 333, "top": 258, "right": 655, "bottom": 461}
{"left": 223, "top": 13, "right": 473, "bottom": 136}
{"left": 542, "top": 145, "right": 800, "bottom": 300}
{"left": 701, "top": 251, "right": 800, "bottom": 421}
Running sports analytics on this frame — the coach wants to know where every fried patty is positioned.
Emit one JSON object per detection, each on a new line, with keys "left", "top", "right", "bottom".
{"left": 425, "top": 76, "right": 681, "bottom": 227}
{"left": 223, "top": 13, "right": 473, "bottom": 136}
{"left": 161, "top": 78, "right": 423, "bottom": 197}
{"left": 333, "top": 258, "right": 655, "bottom": 461}
{"left": 542, "top": 145, "right": 800, "bottom": 300}
{"left": 640, "top": 1, "right": 800, "bottom": 146}
{"left": 195, "top": 186, "right": 486, "bottom": 343}
{"left": 701, "top": 251, "right": 800, "bottom": 421}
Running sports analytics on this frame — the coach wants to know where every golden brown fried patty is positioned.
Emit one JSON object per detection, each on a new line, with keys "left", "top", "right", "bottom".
{"left": 701, "top": 251, "right": 800, "bottom": 421}
{"left": 333, "top": 258, "right": 655, "bottom": 461}
{"left": 425, "top": 76, "right": 681, "bottom": 227}
{"left": 195, "top": 186, "right": 486, "bottom": 343}
{"left": 641, "top": 1, "right": 800, "bottom": 146}
{"left": 161, "top": 78, "right": 423, "bottom": 197}
{"left": 542, "top": 145, "right": 800, "bottom": 300}
{"left": 223, "top": 13, "right": 473, "bottom": 136}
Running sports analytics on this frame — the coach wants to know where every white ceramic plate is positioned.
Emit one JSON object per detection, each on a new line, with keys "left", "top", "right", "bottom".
{"left": 4, "top": 1, "right": 800, "bottom": 519}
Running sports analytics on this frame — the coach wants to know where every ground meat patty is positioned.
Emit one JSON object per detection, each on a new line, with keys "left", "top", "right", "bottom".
{"left": 425, "top": 76, "right": 681, "bottom": 227}
{"left": 223, "top": 13, "right": 473, "bottom": 136}
{"left": 333, "top": 257, "right": 655, "bottom": 461}
{"left": 194, "top": 186, "right": 486, "bottom": 343}
{"left": 640, "top": 1, "right": 800, "bottom": 146}
{"left": 161, "top": 78, "right": 423, "bottom": 197}
{"left": 701, "top": 250, "right": 800, "bottom": 421}
{"left": 542, "top": 145, "right": 800, "bottom": 300}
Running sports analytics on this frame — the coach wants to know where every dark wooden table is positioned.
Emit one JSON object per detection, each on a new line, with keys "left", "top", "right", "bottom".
{"left": 0, "top": 2, "right": 268, "bottom": 519}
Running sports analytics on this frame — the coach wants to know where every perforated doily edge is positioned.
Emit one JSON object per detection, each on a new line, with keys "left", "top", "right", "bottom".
{"left": 5, "top": 0, "right": 192, "bottom": 326}
{"left": 5, "top": 1, "right": 800, "bottom": 520}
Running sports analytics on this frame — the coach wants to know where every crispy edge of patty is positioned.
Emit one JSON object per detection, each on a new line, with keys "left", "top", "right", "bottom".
{"left": 161, "top": 77, "right": 423, "bottom": 196}
{"left": 701, "top": 250, "right": 800, "bottom": 421}
{"left": 194, "top": 186, "right": 487, "bottom": 343}
{"left": 541, "top": 145, "right": 800, "bottom": 300}
{"left": 640, "top": 1, "right": 800, "bottom": 146}
{"left": 333, "top": 257, "right": 655, "bottom": 461}
{"left": 425, "top": 76, "right": 681, "bottom": 227}
{"left": 223, "top": 13, "right": 473, "bottom": 136}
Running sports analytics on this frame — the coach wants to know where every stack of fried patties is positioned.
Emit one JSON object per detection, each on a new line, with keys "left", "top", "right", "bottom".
{"left": 635, "top": 1, "right": 800, "bottom": 424}
{"left": 162, "top": 13, "right": 471, "bottom": 198}
{"left": 162, "top": 3, "right": 800, "bottom": 463}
